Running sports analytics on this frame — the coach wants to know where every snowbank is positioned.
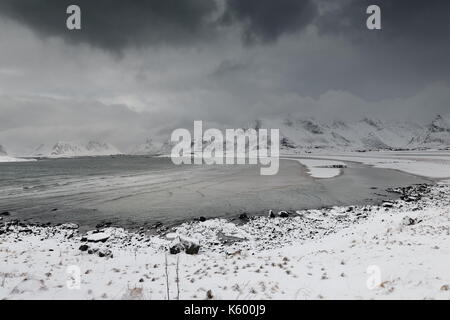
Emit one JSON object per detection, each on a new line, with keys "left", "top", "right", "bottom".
{"left": 286, "top": 158, "right": 346, "bottom": 178}
{"left": 0, "top": 156, "right": 35, "bottom": 163}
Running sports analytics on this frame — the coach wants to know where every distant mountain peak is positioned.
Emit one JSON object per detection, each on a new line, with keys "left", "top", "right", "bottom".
{"left": 430, "top": 114, "right": 450, "bottom": 133}
{"left": 31, "top": 141, "right": 121, "bottom": 158}
{"left": 0, "top": 145, "right": 7, "bottom": 156}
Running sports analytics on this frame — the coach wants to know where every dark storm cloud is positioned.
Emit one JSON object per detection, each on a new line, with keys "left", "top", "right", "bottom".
{"left": 318, "top": 0, "right": 450, "bottom": 44}
{"left": 0, "top": 0, "right": 218, "bottom": 51}
{"left": 312, "top": 0, "right": 450, "bottom": 100}
{"left": 0, "top": 0, "right": 322, "bottom": 51}
{"left": 222, "top": 0, "right": 318, "bottom": 44}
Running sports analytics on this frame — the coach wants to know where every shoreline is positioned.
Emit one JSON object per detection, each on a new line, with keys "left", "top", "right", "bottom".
{"left": 1, "top": 182, "right": 449, "bottom": 299}
{"left": 0, "top": 157, "right": 432, "bottom": 232}
{"left": 0, "top": 180, "right": 429, "bottom": 235}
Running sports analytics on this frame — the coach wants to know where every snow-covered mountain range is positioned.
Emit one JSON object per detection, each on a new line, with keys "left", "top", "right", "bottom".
{"left": 31, "top": 141, "right": 122, "bottom": 158}
{"left": 2, "top": 115, "right": 449, "bottom": 159}
{"left": 263, "top": 114, "right": 450, "bottom": 152}
{"left": 130, "top": 114, "right": 450, "bottom": 155}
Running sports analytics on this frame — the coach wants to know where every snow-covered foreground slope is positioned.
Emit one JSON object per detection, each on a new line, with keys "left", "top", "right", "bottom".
{"left": 31, "top": 141, "right": 122, "bottom": 158}
{"left": 1, "top": 183, "right": 448, "bottom": 300}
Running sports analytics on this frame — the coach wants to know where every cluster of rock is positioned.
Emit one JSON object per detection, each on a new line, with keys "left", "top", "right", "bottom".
{"left": 387, "top": 184, "right": 431, "bottom": 203}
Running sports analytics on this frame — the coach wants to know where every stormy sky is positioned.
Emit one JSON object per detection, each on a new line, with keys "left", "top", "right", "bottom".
{"left": 0, "top": 0, "right": 449, "bottom": 153}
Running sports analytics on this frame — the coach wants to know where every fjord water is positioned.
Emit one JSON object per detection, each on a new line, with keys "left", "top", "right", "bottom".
{"left": 0, "top": 156, "right": 430, "bottom": 229}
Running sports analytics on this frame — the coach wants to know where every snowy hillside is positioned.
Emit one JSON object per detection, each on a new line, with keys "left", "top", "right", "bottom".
{"left": 255, "top": 115, "right": 448, "bottom": 152}
{"left": 0, "top": 145, "right": 6, "bottom": 156}
{"left": 130, "top": 139, "right": 174, "bottom": 156}
{"left": 409, "top": 115, "right": 450, "bottom": 149}
{"left": 255, "top": 117, "right": 421, "bottom": 152}
{"left": 0, "top": 144, "right": 35, "bottom": 162}
{"left": 31, "top": 141, "right": 122, "bottom": 158}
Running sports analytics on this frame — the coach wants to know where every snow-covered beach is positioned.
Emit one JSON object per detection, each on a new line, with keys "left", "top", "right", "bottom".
{"left": 1, "top": 177, "right": 449, "bottom": 300}
{"left": 1, "top": 151, "right": 449, "bottom": 300}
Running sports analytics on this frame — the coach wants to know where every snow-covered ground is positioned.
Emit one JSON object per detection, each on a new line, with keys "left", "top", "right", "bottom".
{"left": 0, "top": 156, "right": 35, "bottom": 163}
{"left": 284, "top": 158, "right": 346, "bottom": 178}
{"left": 291, "top": 151, "right": 450, "bottom": 179}
{"left": 1, "top": 150, "right": 449, "bottom": 300}
{"left": 1, "top": 182, "right": 448, "bottom": 300}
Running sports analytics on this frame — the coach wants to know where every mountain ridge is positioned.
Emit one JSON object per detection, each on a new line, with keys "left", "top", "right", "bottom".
{"left": 30, "top": 141, "right": 122, "bottom": 158}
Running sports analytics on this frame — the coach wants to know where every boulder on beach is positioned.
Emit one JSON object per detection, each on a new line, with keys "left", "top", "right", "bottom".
{"left": 382, "top": 202, "right": 395, "bottom": 208}
{"left": 402, "top": 216, "right": 421, "bottom": 226}
{"left": 60, "top": 223, "right": 79, "bottom": 230}
{"left": 86, "top": 232, "right": 110, "bottom": 243}
{"left": 98, "top": 249, "right": 113, "bottom": 258}
{"left": 167, "top": 234, "right": 200, "bottom": 255}
{"left": 239, "top": 213, "right": 249, "bottom": 221}
{"left": 278, "top": 211, "right": 289, "bottom": 218}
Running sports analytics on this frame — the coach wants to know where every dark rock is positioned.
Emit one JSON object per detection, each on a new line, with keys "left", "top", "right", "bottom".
{"left": 268, "top": 210, "right": 276, "bottom": 218}
{"left": 278, "top": 211, "right": 289, "bottom": 218}
{"left": 199, "top": 216, "right": 206, "bottom": 222}
{"left": 402, "top": 196, "right": 418, "bottom": 202}
{"left": 87, "top": 248, "right": 98, "bottom": 255}
{"left": 239, "top": 213, "right": 249, "bottom": 220}
{"left": 51, "top": 208, "right": 58, "bottom": 212}
{"left": 402, "top": 216, "right": 421, "bottom": 226}
{"left": 60, "top": 223, "right": 79, "bottom": 230}
{"left": 0, "top": 211, "right": 10, "bottom": 216}
{"left": 95, "top": 222, "right": 112, "bottom": 229}
{"left": 79, "top": 244, "right": 89, "bottom": 252}
{"left": 185, "top": 243, "right": 200, "bottom": 255}
{"left": 169, "top": 236, "right": 200, "bottom": 255}
{"left": 169, "top": 242, "right": 183, "bottom": 254}
{"left": 153, "top": 222, "right": 163, "bottom": 229}
{"left": 98, "top": 249, "right": 113, "bottom": 258}
{"left": 382, "top": 202, "right": 394, "bottom": 208}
